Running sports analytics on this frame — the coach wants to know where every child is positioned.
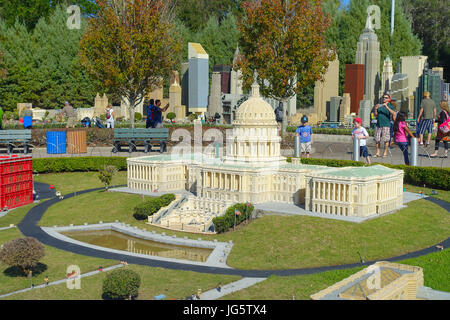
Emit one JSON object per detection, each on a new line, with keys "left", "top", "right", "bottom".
{"left": 352, "top": 118, "right": 371, "bottom": 165}
{"left": 296, "top": 115, "right": 313, "bottom": 158}
{"left": 392, "top": 111, "right": 414, "bottom": 165}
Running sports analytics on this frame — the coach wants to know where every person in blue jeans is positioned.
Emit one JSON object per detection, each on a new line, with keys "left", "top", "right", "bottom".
{"left": 392, "top": 112, "right": 414, "bottom": 165}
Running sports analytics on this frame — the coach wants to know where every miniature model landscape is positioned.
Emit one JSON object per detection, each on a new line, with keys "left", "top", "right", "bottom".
{"left": 0, "top": 1, "right": 449, "bottom": 303}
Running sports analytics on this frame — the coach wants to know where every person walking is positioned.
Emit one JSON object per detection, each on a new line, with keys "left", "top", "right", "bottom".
{"left": 145, "top": 99, "right": 155, "bottom": 128}
{"left": 392, "top": 111, "right": 415, "bottom": 165}
{"left": 373, "top": 94, "right": 396, "bottom": 158}
{"left": 105, "top": 104, "right": 114, "bottom": 128}
{"left": 430, "top": 101, "right": 449, "bottom": 158}
{"left": 0, "top": 106, "right": 4, "bottom": 130}
{"left": 416, "top": 91, "right": 436, "bottom": 147}
{"left": 152, "top": 100, "right": 169, "bottom": 128}
{"left": 22, "top": 104, "right": 33, "bottom": 129}
{"left": 62, "top": 101, "right": 77, "bottom": 128}
{"left": 352, "top": 117, "right": 371, "bottom": 165}
{"left": 295, "top": 115, "right": 313, "bottom": 158}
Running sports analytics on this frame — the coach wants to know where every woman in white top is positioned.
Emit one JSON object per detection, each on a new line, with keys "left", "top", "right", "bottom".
{"left": 106, "top": 104, "right": 114, "bottom": 128}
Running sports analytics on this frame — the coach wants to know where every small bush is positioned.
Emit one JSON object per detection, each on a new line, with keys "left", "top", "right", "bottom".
{"left": 0, "top": 237, "right": 45, "bottom": 274}
{"left": 102, "top": 268, "right": 141, "bottom": 300}
{"left": 98, "top": 165, "right": 118, "bottom": 190}
{"left": 133, "top": 193, "right": 175, "bottom": 220}
{"left": 213, "top": 203, "right": 254, "bottom": 233}
{"left": 166, "top": 112, "right": 176, "bottom": 121}
{"left": 188, "top": 113, "right": 198, "bottom": 122}
{"left": 135, "top": 112, "right": 142, "bottom": 121}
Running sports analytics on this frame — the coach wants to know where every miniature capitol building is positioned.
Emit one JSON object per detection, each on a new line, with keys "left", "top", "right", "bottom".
{"left": 127, "top": 78, "right": 404, "bottom": 232}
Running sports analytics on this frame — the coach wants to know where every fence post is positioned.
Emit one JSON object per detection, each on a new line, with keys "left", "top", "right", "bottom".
{"left": 294, "top": 135, "right": 301, "bottom": 158}
{"left": 352, "top": 136, "right": 360, "bottom": 162}
{"left": 410, "top": 137, "right": 418, "bottom": 166}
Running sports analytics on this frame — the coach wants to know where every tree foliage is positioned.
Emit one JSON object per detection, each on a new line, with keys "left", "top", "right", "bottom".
{"left": 98, "top": 165, "right": 118, "bottom": 190}
{"left": 0, "top": 237, "right": 45, "bottom": 274}
{"left": 102, "top": 268, "right": 141, "bottom": 300}
{"left": 0, "top": 5, "right": 102, "bottom": 111}
{"left": 79, "top": 0, "right": 182, "bottom": 127}
{"left": 402, "top": 0, "right": 449, "bottom": 79}
{"left": 237, "top": 0, "right": 334, "bottom": 134}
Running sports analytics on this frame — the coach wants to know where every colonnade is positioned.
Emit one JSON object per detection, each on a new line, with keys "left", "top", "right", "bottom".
{"left": 203, "top": 171, "right": 242, "bottom": 191}
{"left": 313, "top": 181, "right": 350, "bottom": 202}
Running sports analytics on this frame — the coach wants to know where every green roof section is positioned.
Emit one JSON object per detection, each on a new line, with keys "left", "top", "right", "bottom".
{"left": 314, "top": 165, "right": 399, "bottom": 178}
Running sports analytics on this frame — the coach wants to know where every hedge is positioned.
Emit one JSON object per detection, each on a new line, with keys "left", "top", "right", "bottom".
{"left": 32, "top": 157, "right": 127, "bottom": 173}
{"left": 213, "top": 202, "right": 254, "bottom": 233}
{"left": 296, "top": 157, "right": 450, "bottom": 190}
{"left": 133, "top": 193, "right": 176, "bottom": 220}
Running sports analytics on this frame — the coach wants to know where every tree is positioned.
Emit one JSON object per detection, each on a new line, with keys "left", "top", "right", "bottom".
{"left": 0, "top": 237, "right": 45, "bottom": 275}
{"left": 98, "top": 165, "right": 118, "bottom": 190}
{"left": 237, "top": 0, "right": 334, "bottom": 136}
{"left": 166, "top": 112, "right": 176, "bottom": 121}
{"left": 402, "top": 0, "right": 449, "bottom": 79}
{"left": 79, "top": 0, "right": 182, "bottom": 128}
{"left": 102, "top": 268, "right": 141, "bottom": 300}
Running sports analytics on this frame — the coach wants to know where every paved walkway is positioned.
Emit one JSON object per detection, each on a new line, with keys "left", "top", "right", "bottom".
{"left": 16, "top": 185, "right": 449, "bottom": 279}
{"left": 24, "top": 139, "right": 450, "bottom": 168}
{"left": 199, "top": 277, "right": 267, "bottom": 300}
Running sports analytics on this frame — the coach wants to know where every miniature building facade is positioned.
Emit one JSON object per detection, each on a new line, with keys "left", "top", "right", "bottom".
{"left": 127, "top": 78, "right": 404, "bottom": 231}
{"left": 310, "top": 262, "right": 424, "bottom": 300}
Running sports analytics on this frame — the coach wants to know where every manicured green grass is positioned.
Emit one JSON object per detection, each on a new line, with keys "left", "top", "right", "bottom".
{"left": 0, "top": 202, "right": 41, "bottom": 228}
{"left": 37, "top": 187, "right": 450, "bottom": 270}
{"left": 222, "top": 249, "right": 450, "bottom": 300}
{"left": 0, "top": 228, "right": 116, "bottom": 295}
{"left": 404, "top": 184, "right": 450, "bottom": 203}
{"left": 33, "top": 171, "right": 128, "bottom": 195}
{"left": 2, "top": 264, "right": 240, "bottom": 300}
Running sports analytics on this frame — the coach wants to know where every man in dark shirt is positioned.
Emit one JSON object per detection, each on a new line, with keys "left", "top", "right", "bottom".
{"left": 374, "top": 94, "right": 396, "bottom": 158}
{"left": 152, "top": 100, "right": 169, "bottom": 128}
{"left": 145, "top": 99, "right": 155, "bottom": 128}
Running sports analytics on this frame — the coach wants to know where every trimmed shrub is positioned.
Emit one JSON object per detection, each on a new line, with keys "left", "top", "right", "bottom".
{"left": 0, "top": 237, "right": 45, "bottom": 274}
{"left": 166, "top": 112, "right": 176, "bottom": 121}
{"left": 102, "top": 268, "right": 141, "bottom": 300}
{"left": 32, "top": 157, "right": 127, "bottom": 173}
{"left": 98, "top": 165, "right": 119, "bottom": 190}
{"left": 213, "top": 202, "right": 254, "bottom": 233}
{"left": 188, "top": 113, "right": 198, "bottom": 122}
{"left": 133, "top": 193, "right": 175, "bottom": 220}
{"left": 296, "top": 157, "right": 450, "bottom": 190}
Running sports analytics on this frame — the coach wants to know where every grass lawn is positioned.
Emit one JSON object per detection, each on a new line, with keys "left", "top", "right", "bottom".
{"left": 0, "top": 228, "right": 117, "bottom": 296}
{"left": 2, "top": 264, "right": 240, "bottom": 300}
{"left": 404, "top": 184, "right": 450, "bottom": 203}
{"left": 222, "top": 249, "right": 450, "bottom": 300}
{"left": 33, "top": 171, "right": 128, "bottom": 195}
{"left": 0, "top": 202, "right": 41, "bottom": 228}
{"left": 37, "top": 187, "right": 450, "bottom": 270}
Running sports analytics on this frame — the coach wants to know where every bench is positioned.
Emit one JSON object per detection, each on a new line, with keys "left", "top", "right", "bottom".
{"left": 0, "top": 130, "right": 32, "bottom": 154}
{"left": 112, "top": 128, "right": 169, "bottom": 153}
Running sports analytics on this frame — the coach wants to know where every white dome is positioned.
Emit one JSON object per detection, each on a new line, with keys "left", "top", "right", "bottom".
{"left": 233, "top": 81, "right": 277, "bottom": 127}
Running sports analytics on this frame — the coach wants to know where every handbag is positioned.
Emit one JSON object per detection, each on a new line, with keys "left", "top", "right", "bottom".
{"left": 438, "top": 111, "right": 450, "bottom": 134}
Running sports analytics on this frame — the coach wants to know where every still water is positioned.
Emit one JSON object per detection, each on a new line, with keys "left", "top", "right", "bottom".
{"left": 62, "top": 229, "right": 212, "bottom": 262}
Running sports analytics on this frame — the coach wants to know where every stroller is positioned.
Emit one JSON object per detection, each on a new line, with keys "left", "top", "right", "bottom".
{"left": 81, "top": 117, "right": 91, "bottom": 127}
{"left": 92, "top": 117, "right": 106, "bottom": 128}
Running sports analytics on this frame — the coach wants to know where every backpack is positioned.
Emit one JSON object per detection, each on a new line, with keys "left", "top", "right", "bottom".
{"left": 106, "top": 110, "right": 111, "bottom": 119}
{"left": 438, "top": 111, "right": 450, "bottom": 134}
{"left": 150, "top": 105, "right": 157, "bottom": 121}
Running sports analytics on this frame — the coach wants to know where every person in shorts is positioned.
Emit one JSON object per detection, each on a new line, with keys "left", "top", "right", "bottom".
{"left": 374, "top": 94, "right": 396, "bottom": 158}
{"left": 295, "top": 115, "right": 313, "bottom": 158}
{"left": 417, "top": 91, "right": 436, "bottom": 146}
{"left": 352, "top": 117, "right": 371, "bottom": 165}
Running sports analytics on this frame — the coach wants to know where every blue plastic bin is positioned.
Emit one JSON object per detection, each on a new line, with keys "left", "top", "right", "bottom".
{"left": 46, "top": 131, "right": 66, "bottom": 154}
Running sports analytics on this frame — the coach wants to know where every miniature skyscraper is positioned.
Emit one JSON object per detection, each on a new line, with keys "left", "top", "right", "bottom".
{"left": 188, "top": 42, "right": 209, "bottom": 114}
{"left": 355, "top": 13, "right": 381, "bottom": 105}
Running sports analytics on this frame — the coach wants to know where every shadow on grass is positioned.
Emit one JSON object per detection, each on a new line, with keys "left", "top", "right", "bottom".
{"left": 3, "top": 262, "right": 48, "bottom": 278}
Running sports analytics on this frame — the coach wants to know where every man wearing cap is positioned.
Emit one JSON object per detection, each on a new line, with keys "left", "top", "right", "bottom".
{"left": 417, "top": 91, "right": 436, "bottom": 146}
{"left": 62, "top": 101, "right": 77, "bottom": 128}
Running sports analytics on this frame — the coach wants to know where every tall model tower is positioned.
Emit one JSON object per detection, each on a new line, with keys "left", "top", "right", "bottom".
{"left": 355, "top": 14, "right": 381, "bottom": 105}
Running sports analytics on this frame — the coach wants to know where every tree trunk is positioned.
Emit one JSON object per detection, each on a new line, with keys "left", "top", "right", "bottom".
{"left": 281, "top": 98, "right": 288, "bottom": 137}
{"left": 128, "top": 95, "right": 135, "bottom": 129}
